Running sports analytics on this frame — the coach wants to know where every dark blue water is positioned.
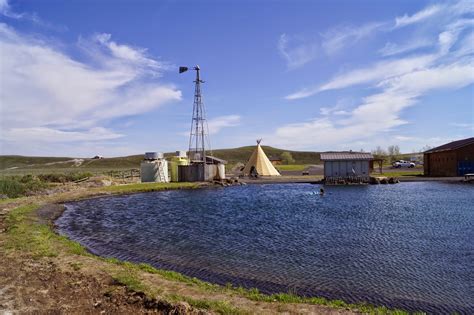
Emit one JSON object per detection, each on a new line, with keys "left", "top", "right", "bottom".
{"left": 56, "top": 182, "right": 474, "bottom": 314}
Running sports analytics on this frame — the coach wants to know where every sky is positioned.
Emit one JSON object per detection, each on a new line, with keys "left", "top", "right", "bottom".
{"left": 0, "top": 0, "right": 473, "bottom": 157}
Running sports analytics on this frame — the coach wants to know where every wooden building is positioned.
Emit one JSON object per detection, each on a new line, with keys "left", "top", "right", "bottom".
{"left": 321, "top": 152, "right": 373, "bottom": 183}
{"left": 178, "top": 156, "right": 227, "bottom": 182}
{"left": 269, "top": 157, "right": 282, "bottom": 165}
{"left": 424, "top": 137, "right": 474, "bottom": 176}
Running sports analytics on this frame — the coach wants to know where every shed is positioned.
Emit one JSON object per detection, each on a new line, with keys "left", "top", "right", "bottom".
{"left": 424, "top": 137, "right": 474, "bottom": 176}
{"left": 269, "top": 157, "right": 282, "bottom": 165}
{"left": 178, "top": 156, "right": 227, "bottom": 182}
{"left": 320, "top": 152, "right": 373, "bottom": 182}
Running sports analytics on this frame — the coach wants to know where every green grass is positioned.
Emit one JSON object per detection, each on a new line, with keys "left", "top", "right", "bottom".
{"left": 5, "top": 204, "right": 90, "bottom": 258}
{"left": 275, "top": 164, "right": 309, "bottom": 171}
{"left": 112, "top": 270, "right": 149, "bottom": 292}
{"left": 371, "top": 171, "right": 423, "bottom": 177}
{"left": 167, "top": 294, "right": 247, "bottom": 315}
{"left": 113, "top": 261, "right": 417, "bottom": 315}
{"left": 102, "top": 182, "right": 198, "bottom": 194}
{"left": 0, "top": 146, "right": 322, "bottom": 175}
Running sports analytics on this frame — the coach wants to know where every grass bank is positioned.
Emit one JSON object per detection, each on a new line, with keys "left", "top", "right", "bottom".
{"left": 2, "top": 182, "right": 422, "bottom": 314}
{"left": 370, "top": 171, "right": 423, "bottom": 177}
{"left": 275, "top": 164, "right": 309, "bottom": 171}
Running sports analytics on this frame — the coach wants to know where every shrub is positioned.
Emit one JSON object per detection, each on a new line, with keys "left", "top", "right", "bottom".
{"left": 0, "top": 176, "right": 48, "bottom": 198}
{"left": 37, "top": 172, "right": 92, "bottom": 183}
{"left": 0, "top": 178, "right": 25, "bottom": 198}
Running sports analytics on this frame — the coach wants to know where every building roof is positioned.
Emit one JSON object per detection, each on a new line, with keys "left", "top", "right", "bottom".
{"left": 320, "top": 151, "right": 374, "bottom": 161}
{"left": 205, "top": 156, "right": 227, "bottom": 164}
{"left": 424, "top": 137, "right": 474, "bottom": 154}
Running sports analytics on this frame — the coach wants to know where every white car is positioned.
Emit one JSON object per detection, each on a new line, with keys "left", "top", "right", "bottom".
{"left": 392, "top": 160, "right": 416, "bottom": 168}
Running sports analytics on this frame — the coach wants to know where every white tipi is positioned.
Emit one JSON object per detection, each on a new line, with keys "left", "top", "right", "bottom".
{"left": 242, "top": 140, "right": 281, "bottom": 176}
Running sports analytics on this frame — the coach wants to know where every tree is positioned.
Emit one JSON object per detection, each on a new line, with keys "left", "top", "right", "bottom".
{"left": 372, "top": 146, "right": 387, "bottom": 157}
{"left": 387, "top": 145, "right": 401, "bottom": 163}
{"left": 280, "top": 152, "right": 295, "bottom": 165}
{"left": 420, "top": 145, "right": 432, "bottom": 152}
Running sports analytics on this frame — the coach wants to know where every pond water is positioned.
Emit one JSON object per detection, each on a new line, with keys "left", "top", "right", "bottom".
{"left": 56, "top": 182, "right": 474, "bottom": 313}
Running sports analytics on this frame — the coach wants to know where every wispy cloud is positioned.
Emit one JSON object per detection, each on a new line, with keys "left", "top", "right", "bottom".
{"left": 276, "top": 58, "right": 474, "bottom": 149}
{"left": 321, "top": 22, "right": 386, "bottom": 55}
{"left": 0, "top": 0, "right": 66, "bottom": 31}
{"left": 2, "top": 127, "right": 123, "bottom": 143}
{"left": 378, "top": 39, "right": 433, "bottom": 56}
{"left": 278, "top": 33, "right": 318, "bottom": 69}
{"left": 207, "top": 115, "right": 241, "bottom": 135}
{"left": 0, "top": 23, "right": 181, "bottom": 152}
{"left": 275, "top": 1, "right": 474, "bottom": 150}
{"left": 394, "top": 4, "right": 443, "bottom": 28}
{"left": 450, "top": 122, "right": 474, "bottom": 130}
{"left": 286, "top": 55, "right": 435, "bottom": 100}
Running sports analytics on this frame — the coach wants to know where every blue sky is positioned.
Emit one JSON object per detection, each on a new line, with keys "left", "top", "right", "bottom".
{"left": 0, "top": 0, "right": 473, "bottom": 157}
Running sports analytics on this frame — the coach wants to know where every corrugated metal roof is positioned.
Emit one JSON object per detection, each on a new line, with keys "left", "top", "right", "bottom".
{"left": 205, "top": 155, "right": 227, "bottom": 164}
{"left": 424, "top": 137, "right": 474, "bottom": 153}
{"left": 320, "top": 152, "right": 374, "bottom": 161}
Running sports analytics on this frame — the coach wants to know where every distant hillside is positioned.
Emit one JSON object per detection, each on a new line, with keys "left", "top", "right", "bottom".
{"left": 211, "top": 146, "right": 321, "bottom": 164}
{"left": 0, "top": 146, "right": 321, "bottom": 174}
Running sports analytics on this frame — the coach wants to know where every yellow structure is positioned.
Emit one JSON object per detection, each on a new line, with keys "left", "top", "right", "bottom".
{"left": 242, "top": 140, "right": 281, "bottom": 176}
{"left": 169, "top": 151, "right": 189, "bottom": 182}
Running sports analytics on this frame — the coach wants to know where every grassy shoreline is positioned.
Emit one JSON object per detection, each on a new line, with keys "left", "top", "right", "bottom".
{"left": 2, "top": 182, "right": 422, "bottom": 314}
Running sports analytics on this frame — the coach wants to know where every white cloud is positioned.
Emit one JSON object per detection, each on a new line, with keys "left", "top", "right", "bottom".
{"left": 321, "top": 22, "right": 385, "bottom": 55}
{"left": 395, "top": 5, "right": 443, "bottom": 28}
{"left": 0, "top": 0, "right": 23, "bottom": 19}
{"left": 2, "top": 127, "right": 123, "bottom": 142}
{"left": 275, "top": 59, "right": 474, "bottom": 150}
{"left": 286, "top": 55, "right": 435, "bottom": 100}
{"left": 0, "top": 0, "right": 66, "bottom": 31}
{"left": 378, "top": 39, "right": 433, "bottom": 56}
{"left": 450, "top": 123, "right": 474, "bottom": 130}
{"left": 0, "top": 23, "right": 181, "bottom": 150}
{"left": 207, "top": 115, "right": 241, "bottom": 135}
{"left": 277, "top": 21, "right": 385, "bottom": 68}
{"left": 278, "top": 33, "right": 318, "bottom": 69}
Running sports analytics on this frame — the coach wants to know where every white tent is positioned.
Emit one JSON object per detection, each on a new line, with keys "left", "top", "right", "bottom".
{"left": 242, "top": 140, "right": 281, "bottom": 176}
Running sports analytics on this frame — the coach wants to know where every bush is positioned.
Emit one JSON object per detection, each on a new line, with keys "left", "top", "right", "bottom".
{"left": 37, "top": 172, "right": 92, "bottom": 183}
{"left": 0, "top": 178, "right": 25, "bottom": 198}
{"left": 0, "top": 176, "right": 47, "bottom": 198}
{"left": 280, "top": 152, "right": 295, "bottom": 165}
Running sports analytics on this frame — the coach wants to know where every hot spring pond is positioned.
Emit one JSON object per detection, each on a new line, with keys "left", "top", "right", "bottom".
{"left": 56, "top": 182, "right": 474, "bottom": 313}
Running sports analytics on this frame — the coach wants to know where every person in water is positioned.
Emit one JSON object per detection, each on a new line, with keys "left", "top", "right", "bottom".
{"left": 319, "top": 188, "right": 325, "bottom": 195}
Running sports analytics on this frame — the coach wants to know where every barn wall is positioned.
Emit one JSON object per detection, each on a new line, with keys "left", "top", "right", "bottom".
{"left": 324, "top": 160, "right": 370, "bottom": 178}
{"left": 424, "top": 143, "right": 474, "bottom": 176}
{"left": 455, "top": 143, "right": 474, "bottom": 176}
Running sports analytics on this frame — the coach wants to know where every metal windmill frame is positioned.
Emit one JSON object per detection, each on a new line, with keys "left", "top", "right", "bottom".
{"left": 179, "top": 65, "right": 212, "bottom": 163}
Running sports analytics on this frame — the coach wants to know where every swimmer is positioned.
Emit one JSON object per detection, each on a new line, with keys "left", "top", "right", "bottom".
{"left": 319, "top": 188, "right": 325, "bottom": 195}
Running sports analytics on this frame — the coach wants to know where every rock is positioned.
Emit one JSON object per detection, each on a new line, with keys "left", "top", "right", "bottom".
{"left": 388, "top": 177, "right": 398, "bottom": 184}
{"left": 380, "top": 178, "right": 388, "bottom": 184}
{"left": 369, "top": 177, "right": 380, "bottom": 185}
{"left": 0, "top": 194, "right": 8, "bottom": 199}
{"left": 173, "top": 301, "right": 192, "bottom": 314}
{"left": 100, "top": 180, "right": 112, "bottom": 187}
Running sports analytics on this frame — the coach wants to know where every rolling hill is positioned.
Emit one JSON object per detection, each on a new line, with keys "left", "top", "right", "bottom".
{"left": 0, "top": 146, "right": 321, "bottom": 175}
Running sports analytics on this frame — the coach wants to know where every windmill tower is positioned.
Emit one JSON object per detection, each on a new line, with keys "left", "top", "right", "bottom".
{"left": 179, "top": 65, "right": 212, "bottom": 163}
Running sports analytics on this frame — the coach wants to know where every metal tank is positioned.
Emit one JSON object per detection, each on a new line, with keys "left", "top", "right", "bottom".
{"left": 140, "top": 152, "right": 169, "bottom": 183}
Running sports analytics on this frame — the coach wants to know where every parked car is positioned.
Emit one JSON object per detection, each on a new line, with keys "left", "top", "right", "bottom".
{"left": 392, "top": 160, "right": 416, "bottom": 168}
